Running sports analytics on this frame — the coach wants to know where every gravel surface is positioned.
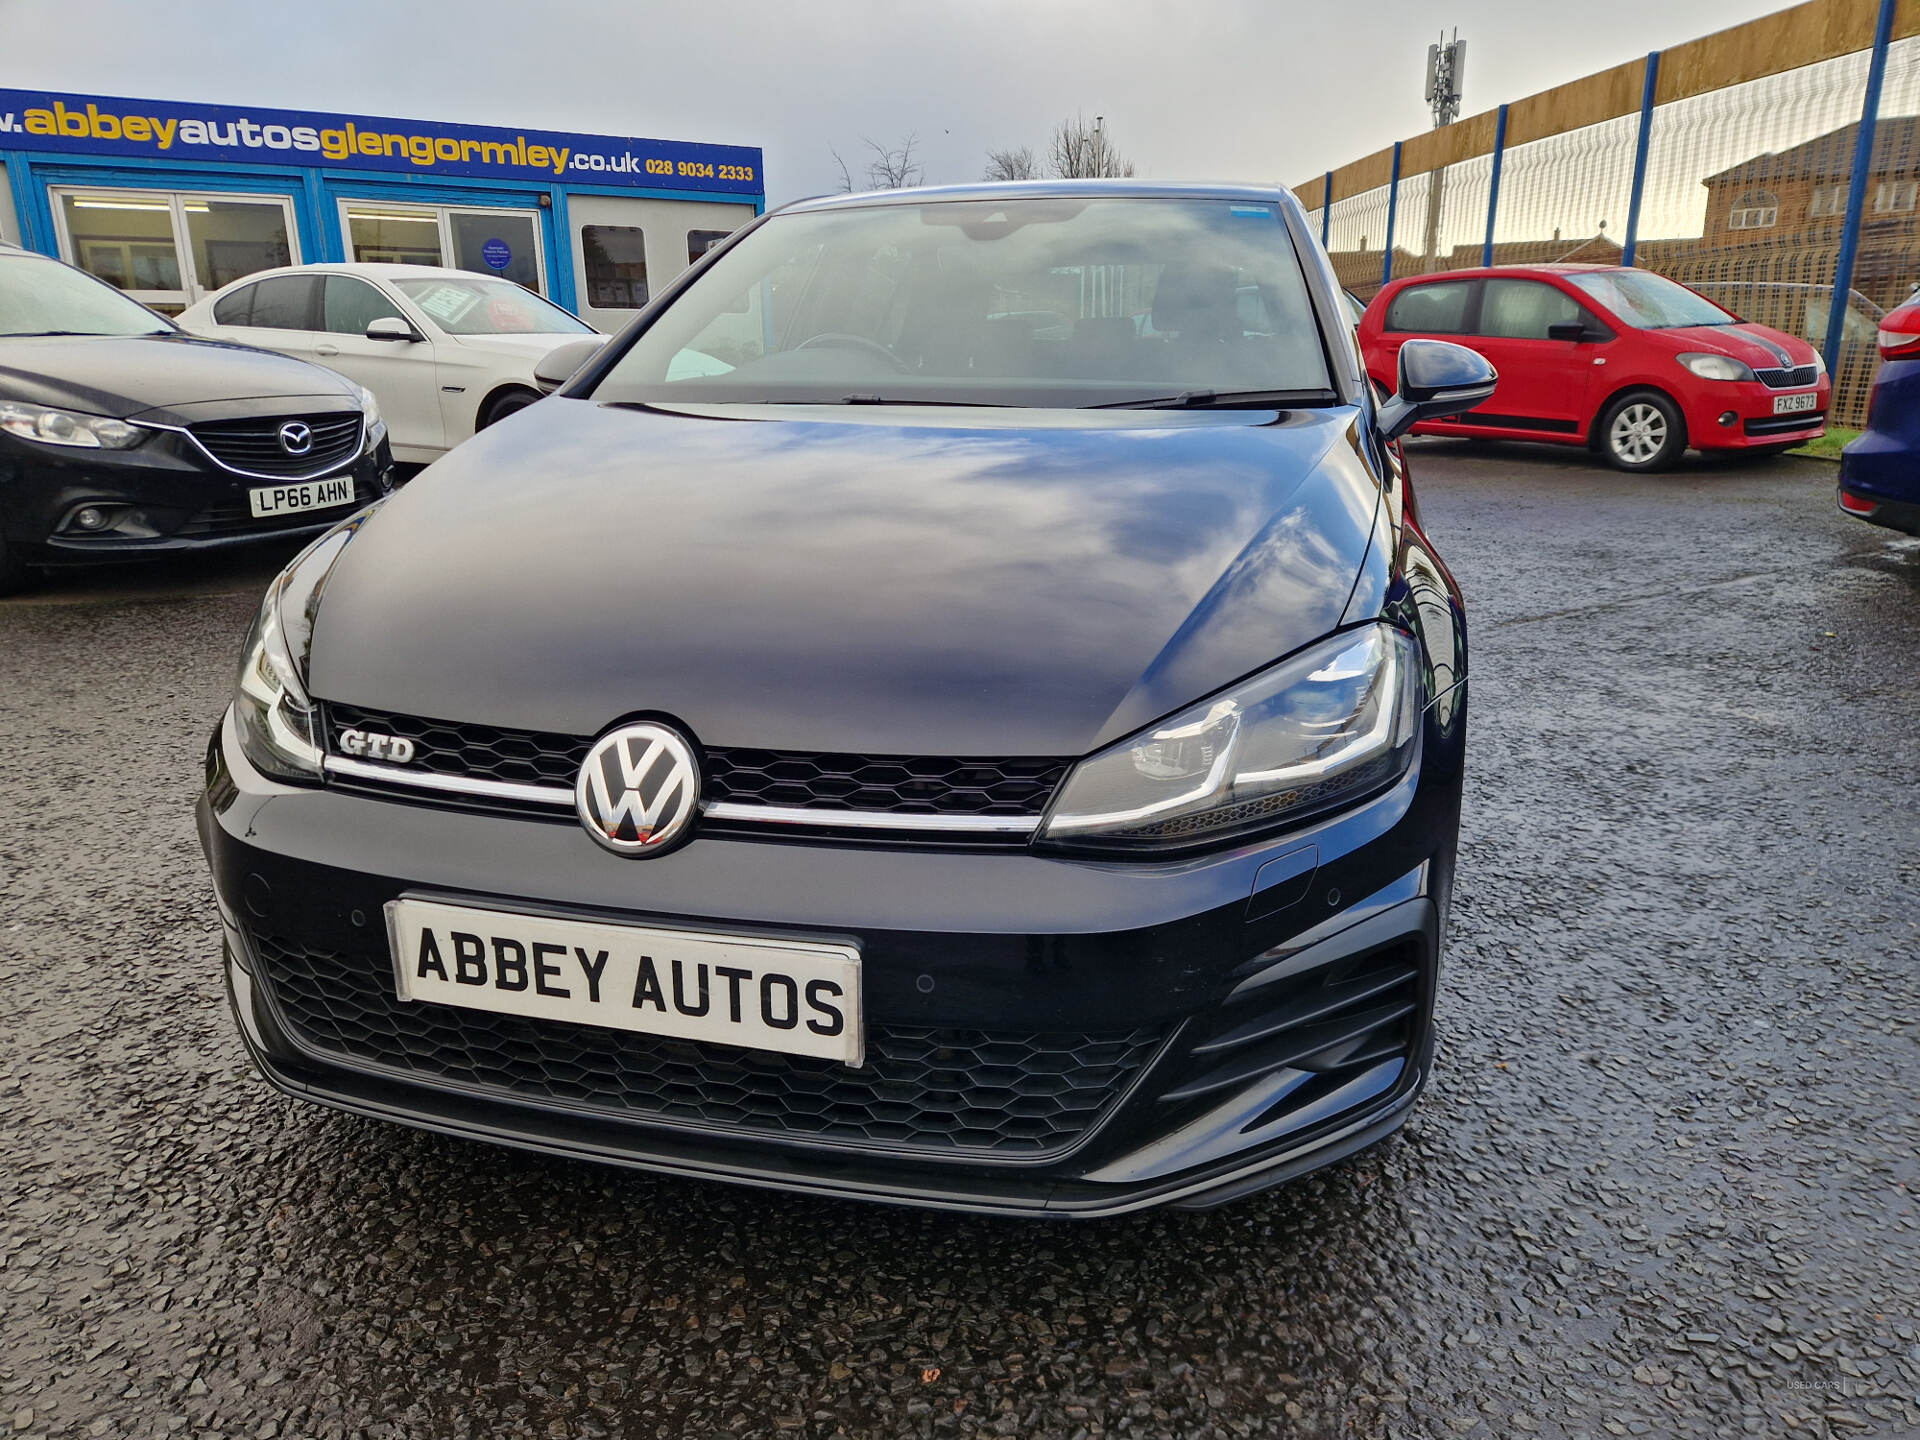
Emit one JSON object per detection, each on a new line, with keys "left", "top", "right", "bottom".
{"left": 1, "top": 443, "right": 1915, "bottom": 1439}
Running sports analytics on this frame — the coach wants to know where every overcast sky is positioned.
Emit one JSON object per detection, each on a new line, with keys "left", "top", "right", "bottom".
{"left": 0, "top": 0, "right": 1797, "bottom": 203}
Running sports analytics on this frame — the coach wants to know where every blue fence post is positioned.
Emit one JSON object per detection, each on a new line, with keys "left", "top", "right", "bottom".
{"left": 1482, "top": 104, "right": 1508, "bottom": 268}
{"left": 1825, "top": 0, "right": 1898, "bottom": 381}
{"left": 1381, "top": 141, "right": 1402, "bottom": 288}
{"left": 1622, "top": 51, "right": 1661, "bottom": 268}
{"left": 1321, "top": 170, "right": 1332, "bottom": 247}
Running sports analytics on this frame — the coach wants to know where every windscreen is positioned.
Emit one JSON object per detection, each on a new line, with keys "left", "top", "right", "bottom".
{"left": 589, "top": 197, "right": 1334, "bottom": 407}
{"left": 392, "top": 277, "right": 594, "bottom": 336}
{"left": 1566, "top": 270, "right": 1738, "bottom": 330}
{"left": 0, "top": 253, "right": 172, "bottom": 337}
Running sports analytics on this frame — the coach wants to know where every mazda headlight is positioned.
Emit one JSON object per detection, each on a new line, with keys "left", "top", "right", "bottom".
{"left": 1677, "top": 353, "right": 1756, "bottom": 382}
{"left": 1038, "top": 626, "right": 1421, "bottom": 854}
{"left": 0, "top": 401, "right": 144, "bottom": 449}
{"left": 231, "top": 526, "right": 355, "bottom": 781}
{"left": 354, "top": 384, "right": 385, "bottom": 446}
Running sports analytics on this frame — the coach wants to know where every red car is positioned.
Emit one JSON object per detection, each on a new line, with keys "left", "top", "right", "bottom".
{"left": 1359, "top": 264, "right": 1831, "bottom": 471}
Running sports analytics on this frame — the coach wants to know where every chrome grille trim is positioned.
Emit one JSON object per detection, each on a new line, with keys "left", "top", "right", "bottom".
{"left": 145, "top": 413, "right": 367, "bottom": 482}
{"left": 702, "top": 802, "right": 1041, "bottom": 835}
{"left": 322, "top": 757, "right": 1046, "bottom": 834}
{"left": 323, "top": 756, "right": 572, "bottom": 807}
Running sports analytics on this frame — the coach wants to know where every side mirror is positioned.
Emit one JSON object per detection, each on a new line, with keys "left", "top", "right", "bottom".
{"left": 1546, "top": 322, "right": 1589, "bottom": 343}
{"left": 366, "top": 316, "right": 422, "bottom": 343}
{"left": 533, "top": 337, "right": 607, "bottom": 395}
{"left": 1375, "top": 338, "right": 1497, "bottom": 442}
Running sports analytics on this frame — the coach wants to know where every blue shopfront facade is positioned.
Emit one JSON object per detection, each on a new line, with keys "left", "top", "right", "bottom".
{"left": 0, "top": 88, "right": 764, "bottom": 331}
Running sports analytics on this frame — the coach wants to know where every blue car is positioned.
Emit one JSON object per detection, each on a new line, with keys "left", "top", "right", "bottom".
{"left": 1839, "top": 299, "right": 1920, "bottom": 534}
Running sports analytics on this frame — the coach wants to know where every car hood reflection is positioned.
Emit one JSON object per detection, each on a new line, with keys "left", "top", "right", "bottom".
{"left": 306, "top": 400, "right": 1380, "bottom": 758}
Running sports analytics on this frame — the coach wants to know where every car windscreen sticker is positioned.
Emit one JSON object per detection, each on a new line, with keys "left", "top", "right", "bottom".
{"left": 412, "top": 284, "right": 482, "bottom": 326}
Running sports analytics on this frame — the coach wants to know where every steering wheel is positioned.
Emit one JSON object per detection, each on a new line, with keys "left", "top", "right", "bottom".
{"left": 796, "top": 332, "right": 911, "bottom": 371}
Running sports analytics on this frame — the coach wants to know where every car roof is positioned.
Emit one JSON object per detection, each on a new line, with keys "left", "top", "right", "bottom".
{"left": 216, "top": 262, "right": 497, "bottom": 285}
{"left": 779, "top": 179, "right": 1299, "bottom": 215}
{"left": 1390, "top": 263, "right": 1622, "bottom": 285}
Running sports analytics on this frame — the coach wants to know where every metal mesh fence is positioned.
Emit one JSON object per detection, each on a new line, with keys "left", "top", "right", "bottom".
{"left": 1489, "top": 114, "right": 1639, "bottom": 267}
{"left": 1324, "top": 183, "right": 1393, "bottom": 299}
{"left": 1401, "top": 152, "right": 1499, "bottom": 276}
{"left": 1634, "top": 48, "right": 1889, "bottom": 424}
{"left": 1300, "top": 6, "right": 1920, "bottom": 435}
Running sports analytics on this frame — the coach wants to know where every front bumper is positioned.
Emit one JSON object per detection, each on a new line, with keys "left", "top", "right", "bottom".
{"left": 199, "top": 687, "right": 1466, "bottom": 1217}
{"left": 0, "top": 427, "right": 392, "bottom": 564}
{"left": 1684, "top": 379, "right": 1831, "bottom": 451}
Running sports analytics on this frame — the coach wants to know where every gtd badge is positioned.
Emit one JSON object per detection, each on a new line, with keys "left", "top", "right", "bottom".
{"left": 576, "top": 722, "right": 699, "bottom": 856}
{"left": 339, "top": 728, "right": 416, "bottom": 764}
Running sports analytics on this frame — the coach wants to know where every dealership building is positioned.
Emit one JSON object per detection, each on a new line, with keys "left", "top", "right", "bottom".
{"left": 0, "top": 88, "right": 764, "bottom": 330}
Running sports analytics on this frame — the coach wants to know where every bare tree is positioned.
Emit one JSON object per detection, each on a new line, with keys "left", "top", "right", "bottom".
{"left": 832, "top": 134, "right": 922, "bottom": 192}
{"left": 982, "top": 144, "right": 1040, "bottom": 182}
{"left": 830, "top": 147, "right": 855, "bottom": 193}
{"left": 1048, "top": 113, "right": 1134, "bottom": 179}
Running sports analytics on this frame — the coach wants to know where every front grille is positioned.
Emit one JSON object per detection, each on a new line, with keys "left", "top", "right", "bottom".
{"left": 323, "top": 703, "right": 1071, "bottom": 821}
{"left": 1754, "top": 363, "right": 1818, "bottom": 390}
{"left": 251, "top": 931, "right": 1163, "bottom": 1158}
{"left": 706, "top": 748, "right": 1067, "bottom": 816}
{"left": 188, "top": 411, "right": 362, "bottom": 476}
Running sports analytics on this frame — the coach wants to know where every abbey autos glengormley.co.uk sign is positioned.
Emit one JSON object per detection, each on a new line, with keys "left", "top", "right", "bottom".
{"left": 0, "top": 88, "right": 762, "bottom": 194}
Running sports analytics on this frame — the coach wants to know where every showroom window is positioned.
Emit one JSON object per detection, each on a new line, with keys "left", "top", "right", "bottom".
{"left": 342, "top": 203, "right": 546, "bottom": 293}
{"left": 688, "top": 228, "right": 733, "bottom": 267}
{"left": 54, "top": 189, "right": 297, "bottom": 313}
{"left": 582, "top": 224, "right": 649, "bottom": 309}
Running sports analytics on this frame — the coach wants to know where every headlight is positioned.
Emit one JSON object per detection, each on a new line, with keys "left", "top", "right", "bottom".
{"left": 0, "top": 401, "right": 144, "bottom": 449}
{"left": 1677, "top": 353, "right": 1756, "bottom": 382}
{"left": 353, "top": 384, "right": 386, "bottom": 449}
{"left": 1810, "top": 349, "right": 1827, "bottom": 377}
{"left": 231, "top": 526, "right": 355, "bottom": 781}
{"left": 1037, "top": 626, "right": 1421, "bottom": 854}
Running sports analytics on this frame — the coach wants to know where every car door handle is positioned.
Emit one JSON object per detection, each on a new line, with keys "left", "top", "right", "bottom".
{"left": 314, "top": 343, "right": 340, "bottom": 356}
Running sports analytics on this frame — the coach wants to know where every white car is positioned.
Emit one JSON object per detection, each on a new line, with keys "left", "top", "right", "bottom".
{"left": 178, "top": 264, "right": 603, "bottom": 465}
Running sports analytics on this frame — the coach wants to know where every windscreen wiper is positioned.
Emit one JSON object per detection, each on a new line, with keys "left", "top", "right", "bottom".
{"left": 836, "top": 394, "right": 1001, "bottom": 406}
{"left": 1091, "top": 388, "right": 1336, "bottom": 410}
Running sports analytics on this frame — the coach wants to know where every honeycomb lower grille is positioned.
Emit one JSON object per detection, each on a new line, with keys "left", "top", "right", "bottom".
{"left": 252, "top": 931, "right": 1163, "bottom": 1158}
{"left": 322, "top": 704, "right": 1070, "bottom": 820}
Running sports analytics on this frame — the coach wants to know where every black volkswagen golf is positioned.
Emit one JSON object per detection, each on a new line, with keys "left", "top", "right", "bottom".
{"left": 0, "top": 245, "right": 390, "bottom": 593}
{"left": 197, "top": 182, "right": 1494, "bottom": 1216}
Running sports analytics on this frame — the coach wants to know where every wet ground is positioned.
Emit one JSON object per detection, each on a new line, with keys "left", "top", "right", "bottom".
{"left": 2, "top": 442, "right": 1916, "bottom": 1439}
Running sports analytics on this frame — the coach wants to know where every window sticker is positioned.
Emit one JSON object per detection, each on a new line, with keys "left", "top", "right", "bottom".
{"left": 411, "top": 283, "right": 482, "bottom": 325}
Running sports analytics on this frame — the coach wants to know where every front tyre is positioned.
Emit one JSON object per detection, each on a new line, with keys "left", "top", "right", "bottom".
{"left": 1600, "top": 390, "right": 1686, "bottom": 472}
{"left": 478, "top": 388, "right": 540, "bottom": 430}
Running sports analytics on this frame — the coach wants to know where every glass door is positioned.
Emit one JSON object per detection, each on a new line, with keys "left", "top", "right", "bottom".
{"left": 54, "top": 189, "right": 297, "bottom": 313}
{"left": 340, "top": 201, "right": 547, "bottom": 294}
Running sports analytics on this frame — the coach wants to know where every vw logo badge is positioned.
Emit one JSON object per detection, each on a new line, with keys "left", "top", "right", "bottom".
{"left": 576, "top": 721, "right": 700, "bottom": 856}
{"left": 278, "top": 421, "right": 314, "bottom": 456}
